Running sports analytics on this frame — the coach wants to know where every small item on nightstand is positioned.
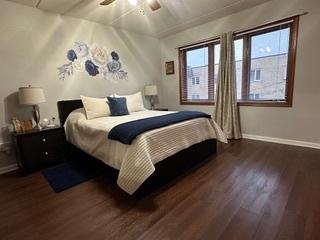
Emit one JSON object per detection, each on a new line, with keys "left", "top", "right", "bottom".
{"left": 20, "top": 119, "right": 33, "bottom": 132}
{"left": 45, "top": 117, "right": 57, "bottom": 128}
{"left": 11, "top": 118, "right": 34, "bottom": 133}
{"left": 43, "top": 118, "right": 49, "bottom": 128}
{"left": 11, "top": 118, "right": 22, "bottom": 133}
{"left": 7, "top": 124, "right": 14, "bottom": 133}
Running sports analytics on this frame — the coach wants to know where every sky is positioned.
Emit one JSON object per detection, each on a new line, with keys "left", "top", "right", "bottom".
{"left": 187, "top": 28, "right": 290, "bottom": 67}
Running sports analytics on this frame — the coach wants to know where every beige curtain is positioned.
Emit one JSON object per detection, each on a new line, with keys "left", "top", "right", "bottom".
{"left": 214, "top": 32, "right": 242, "bottom": 139}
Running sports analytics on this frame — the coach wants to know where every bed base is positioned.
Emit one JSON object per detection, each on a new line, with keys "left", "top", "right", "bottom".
{"left": 58, "top": 100, "right": 217, "bottom": 196}
{"left": 66, "top": 139, "right": 216, "bottom": 196}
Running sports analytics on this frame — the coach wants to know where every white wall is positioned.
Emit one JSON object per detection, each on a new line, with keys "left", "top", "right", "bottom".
{"left": 0, "top": 0, "right": 161, "bottom": 143}
{"left": 1, "top": 0, "right": 319, "bottom": 170}
{"left": 0, "top": 0, "right": 161, "bottom": 168}
{"left": 158, "top": 0, "right": 320, "bottom": 144}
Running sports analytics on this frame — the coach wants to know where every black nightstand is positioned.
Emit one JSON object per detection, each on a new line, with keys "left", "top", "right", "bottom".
{"left": 154, "top": 108, "right": 169, "bottom": 111}
{"left": 12, "top": 126, "right": 66, "bottom": 173}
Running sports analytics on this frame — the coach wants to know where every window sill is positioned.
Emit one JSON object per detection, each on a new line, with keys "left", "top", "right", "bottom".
{"left": 237, "top": 100, "right": 292, "bottom": 107}
{"left": 179, "top": 100, "right": 292, "bottom": 107}
{"left": 180, "top": 101, "right": 215, "bottom": 106}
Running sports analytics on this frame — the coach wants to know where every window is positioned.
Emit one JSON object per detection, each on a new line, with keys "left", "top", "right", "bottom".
{"left": 192, "top": 94, "right": 200, "bottom": 99}
{"left": 179, "top": 40, "right": 220, "bottom": 105}
{"left": 250, "top": 69, "right": 261, "bottom": 82}
{"left": 179, "top": 16, "right": 298, "bottom": 107}
{"left": 237, "top": 16, "right": 299, "bottom": 106}
{"left": 249, "top": 93, "right": 260, "bottom": 100}
{"left": 192, "top": 77, "right": 200, "bottom": 85}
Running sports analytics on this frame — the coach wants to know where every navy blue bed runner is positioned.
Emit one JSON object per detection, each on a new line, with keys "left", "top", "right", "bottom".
{"left": 108, "top": 111, "right": 211, "bottom": 144}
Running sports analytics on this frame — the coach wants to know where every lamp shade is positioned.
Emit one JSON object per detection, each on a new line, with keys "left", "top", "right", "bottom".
{"left": 144, "top": 85, "right": 158, "bottom": 96}
{"left": 18, "top": 86, "right": 46, "bottom": 105}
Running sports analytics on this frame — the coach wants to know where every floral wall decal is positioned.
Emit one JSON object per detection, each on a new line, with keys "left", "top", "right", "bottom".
{"left": 58, "top": 41, "right": 128, "bottom": 81}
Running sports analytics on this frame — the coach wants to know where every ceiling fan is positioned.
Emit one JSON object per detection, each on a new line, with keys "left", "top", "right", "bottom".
{"left": 100, "top": 0, "right": 161, "bottom": 11}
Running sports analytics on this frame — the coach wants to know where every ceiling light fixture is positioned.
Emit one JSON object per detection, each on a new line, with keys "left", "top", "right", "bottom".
{"left": 128, "top": 0, "right": 138, "bottom": 6}
{"left": 100, "top": 0, "right": 161, "bottom": 15}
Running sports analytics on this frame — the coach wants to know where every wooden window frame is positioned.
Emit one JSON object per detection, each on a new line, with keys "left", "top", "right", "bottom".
{"left": 179, "top": 41, "right": 219, "bottom": 105}
{"left": 178, "top": 16, "right": 299, "bottom": 107}
{"left": 237, "top": 16, "right": 299, "bottom": 107}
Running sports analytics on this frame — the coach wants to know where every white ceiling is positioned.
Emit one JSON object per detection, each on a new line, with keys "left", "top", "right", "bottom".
{"left": 7, "top": 0, "right": 272, "bottom": 38}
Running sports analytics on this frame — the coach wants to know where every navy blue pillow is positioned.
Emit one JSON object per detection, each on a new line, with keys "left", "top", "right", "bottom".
{"left": 107, "top": 97, "right": 129, "bottom": 116}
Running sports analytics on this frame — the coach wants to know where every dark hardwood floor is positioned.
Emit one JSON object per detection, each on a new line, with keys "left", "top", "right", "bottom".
{"left": 0, "top": 139, "right": 320, "bottom": 240}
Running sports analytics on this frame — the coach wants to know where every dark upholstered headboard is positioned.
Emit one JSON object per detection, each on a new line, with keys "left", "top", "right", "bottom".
{"left": 57, "top": 100, "right": 83, "bottom": 126}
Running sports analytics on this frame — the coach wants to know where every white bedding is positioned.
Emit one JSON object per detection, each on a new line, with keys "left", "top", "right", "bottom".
{"left": 64, "top": 109, "right": 227, "bottom": 194}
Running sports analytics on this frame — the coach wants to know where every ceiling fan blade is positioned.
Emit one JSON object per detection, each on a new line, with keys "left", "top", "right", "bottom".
{"left": 100, "top": 0, "right": 116, "bottom": 6}
{"left": 147, "top": 0, "right": 161, "bottom": 11}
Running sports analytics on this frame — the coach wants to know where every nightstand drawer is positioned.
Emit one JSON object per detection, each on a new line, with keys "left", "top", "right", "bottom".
{"left": 23, "top": 144, "right": 65, "bottom": 172}
{"left": 20, "top": 129, "right": 65, "bottom": 148}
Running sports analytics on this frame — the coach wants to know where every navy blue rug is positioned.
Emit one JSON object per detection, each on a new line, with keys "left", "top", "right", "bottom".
{"left": 42, "top": 160, "right": 101, "bottom": 193}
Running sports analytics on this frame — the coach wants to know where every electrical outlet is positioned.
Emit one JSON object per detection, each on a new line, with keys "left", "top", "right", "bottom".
{"left": 0, "top": 143, "right": 12, "bottom": 154}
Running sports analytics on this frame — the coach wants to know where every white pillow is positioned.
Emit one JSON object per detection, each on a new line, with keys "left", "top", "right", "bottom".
{"left": 80, "top": 95, "right": 110, "bottom": 120}
{"left": 115, "top": 92, "right": 146, "bottom": 113}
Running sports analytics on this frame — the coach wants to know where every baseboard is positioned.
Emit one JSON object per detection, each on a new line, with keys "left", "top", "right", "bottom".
{"left": 242, "top": 134, "right": 320, "bottom": 149}
{"left": 0, "top": 164, "right": 18, "bottom": 174}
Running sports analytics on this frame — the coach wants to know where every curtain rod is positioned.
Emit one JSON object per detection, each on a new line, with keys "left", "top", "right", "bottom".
{"left": 176, "top": 11, "right": 308, "bottom": 50}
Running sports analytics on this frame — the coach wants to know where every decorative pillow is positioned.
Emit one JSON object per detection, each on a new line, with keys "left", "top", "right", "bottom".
{"left": 80, "top": 95, "right": 110, "bottom": 120}
{"left": 114, "top": 92, "right": 146, "bottom": 113}
{"left": 107, "top": 97, "right": 129, "bottom": 116}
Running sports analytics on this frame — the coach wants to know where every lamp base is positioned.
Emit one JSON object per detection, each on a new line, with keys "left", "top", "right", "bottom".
{"left": 32, "top": 105, "right": 42, "bottom": 130}
{"left": 33, "top": 122, "right": 42, "bottom": 130}
{"left": 149, "top": 96, "right": 155, "bottom": 110}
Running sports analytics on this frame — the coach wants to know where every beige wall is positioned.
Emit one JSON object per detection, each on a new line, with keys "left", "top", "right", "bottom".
{"left": 0, "top": 0, "right": 161, "bottom": 144}
{"left": 158, "top": 0, "right": 320, "bottom": 144}
{"left": 1, "top": 0, "right": 319, "bottom": 169}
{"left": 0, "top": 0, "right": 161, "bottom": 167}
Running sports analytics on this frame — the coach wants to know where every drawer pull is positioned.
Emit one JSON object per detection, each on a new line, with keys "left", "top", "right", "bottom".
{"left": 45, "top": 152, "right": 49, "bottom": 155}
{"left": 42, "top": 138, "right": 46, "bottom": 142}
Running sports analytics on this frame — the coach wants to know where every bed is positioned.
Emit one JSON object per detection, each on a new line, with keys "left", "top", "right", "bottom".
{"left": 58, "top": 100, "right": 227, "bottom": 195}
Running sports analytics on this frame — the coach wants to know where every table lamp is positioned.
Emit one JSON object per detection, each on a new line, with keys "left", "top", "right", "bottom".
{"left": 144, "top": 85, "right": 158, "bottom": 110}
{"left": 18, "top": 85, "right": 46, "bottom": 130}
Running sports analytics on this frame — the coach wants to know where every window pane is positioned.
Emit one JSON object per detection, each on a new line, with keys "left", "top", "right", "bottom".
{"left": 234, "top": 39, "right": 243, "bottom": 100}
{"left": 214, "top": 44, "right": 220, "bottom": 94}
{"left": 249, "top": 27, "right": 290, "bottom": 100}
{"left": 250, "top": 70, "right": 255, "bottom": 81}
{"left": 214, "top": 44, "right": 220, "bottom": 65}
{"left": 256, "top": 70, "right": 261, "bottom": 80}
{"left": 186, "top": 47, "right": 208, "bottom": 100}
